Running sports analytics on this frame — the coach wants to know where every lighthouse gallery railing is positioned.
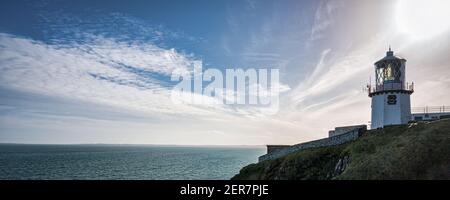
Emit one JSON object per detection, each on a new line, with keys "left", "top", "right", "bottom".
{"left": 367, "top": 82, "right": 414, "bottom": 96}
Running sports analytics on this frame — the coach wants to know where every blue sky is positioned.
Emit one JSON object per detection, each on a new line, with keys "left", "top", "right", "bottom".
{"left": 0, "top": 0, "right": 449, "bottom": 145}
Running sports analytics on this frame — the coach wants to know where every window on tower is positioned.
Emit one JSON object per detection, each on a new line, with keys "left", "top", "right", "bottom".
{"left": 376, "top": 67, "right": 384, "bottom": 86}
{"left": 385, "top": 64, "right": 395, "bottom": 81}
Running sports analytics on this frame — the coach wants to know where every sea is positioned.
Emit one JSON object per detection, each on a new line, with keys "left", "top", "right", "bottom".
{"left": 0, "top": 144, "right": 265, "bottom": 180}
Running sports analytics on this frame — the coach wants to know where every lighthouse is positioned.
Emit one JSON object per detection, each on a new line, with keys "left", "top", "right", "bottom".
{"left": 368, "top": 47, "right": 414, "bottom": 129}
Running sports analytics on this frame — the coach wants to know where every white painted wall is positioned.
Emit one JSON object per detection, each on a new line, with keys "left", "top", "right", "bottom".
{"left": 371, "top": 94, "right": 384, "bottom": 129}
{"left": 412, "top": 112, "right": 450, "bottom": 121}
{"left": 400, "top": 93, "right": 412, "bottom": 124}
{"left": 371, "top": 92, "right": 411, "bottom": 129}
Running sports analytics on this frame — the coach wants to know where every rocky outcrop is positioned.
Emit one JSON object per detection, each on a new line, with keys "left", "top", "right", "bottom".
{"left": 328, "top": 155, "right": 350, "bottom": 179}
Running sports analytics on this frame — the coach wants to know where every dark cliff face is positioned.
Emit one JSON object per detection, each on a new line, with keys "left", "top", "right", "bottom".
{"left": 232, "top": 119, "right": 450, "bottom": 180}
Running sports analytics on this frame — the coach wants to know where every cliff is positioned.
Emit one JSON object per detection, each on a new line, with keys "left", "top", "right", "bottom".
{"left": 232, "top": 119, "right": 450, "bottom": 180}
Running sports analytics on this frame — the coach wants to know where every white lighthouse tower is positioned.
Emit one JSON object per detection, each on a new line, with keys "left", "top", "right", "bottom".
{"left": 368, "top": 47, "right": 414, "bottom": 129}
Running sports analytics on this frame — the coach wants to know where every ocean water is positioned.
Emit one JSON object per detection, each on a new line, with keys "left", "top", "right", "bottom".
{"left": 0, "top": 144, "right": 265, "bottom": 180}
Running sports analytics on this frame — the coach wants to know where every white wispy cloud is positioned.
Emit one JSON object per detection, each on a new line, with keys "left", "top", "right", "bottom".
{"left": 308, "top": 0, "right": 341, "bottom": 42}
{"left": 0, "top": 32, "right": 298, "bottom": 145}
{"left": 0, "top": 33, "right": 246, "bottom": 118}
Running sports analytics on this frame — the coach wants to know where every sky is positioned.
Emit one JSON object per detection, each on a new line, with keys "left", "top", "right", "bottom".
{"left": 0, "top": 0, "right": 449, "bottom": 145}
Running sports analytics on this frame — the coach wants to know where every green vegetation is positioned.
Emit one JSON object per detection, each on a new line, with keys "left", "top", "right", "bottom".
{"left": 232, "top": 119, "right": 450, "bottom": 180}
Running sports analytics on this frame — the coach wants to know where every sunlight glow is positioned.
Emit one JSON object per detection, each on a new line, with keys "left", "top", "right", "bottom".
{"left": 396, "top": 0, "right": 450, "bottom": 39}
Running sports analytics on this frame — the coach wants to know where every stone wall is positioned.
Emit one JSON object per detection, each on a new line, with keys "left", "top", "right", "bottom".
{"left": 266, "top": 145, "right": 291, "bottom": 154}
{"left": 259, "top": 127, "right": 366, "bottom": 162}
{"left": 329, "top": 125, "right": 367, "bottom": 137}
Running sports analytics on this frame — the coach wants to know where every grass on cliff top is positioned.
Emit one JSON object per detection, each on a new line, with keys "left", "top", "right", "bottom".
{"left": 232, "top": 119, "right": 450, "bottom": 180}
